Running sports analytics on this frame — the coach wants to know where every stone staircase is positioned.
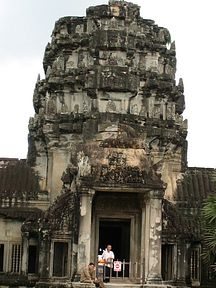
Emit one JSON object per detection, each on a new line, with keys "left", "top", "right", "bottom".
{"left": 72, "top": 280, "right": 187, "bottom": 288}
{"left": 104, "top": 278, "right": 174, "bottom": 288}
{"left": 105, "top": 284, "right": 172, "bottom": 288}
{"left": 105, "top": 284, "right": 142, "bottom": 288}
{"left": 105, "top": 279, "right": 143, "bottom": 288}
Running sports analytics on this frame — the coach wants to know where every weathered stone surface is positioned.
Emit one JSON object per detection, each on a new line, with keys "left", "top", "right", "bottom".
{"left": 24, "top": 3, "right": 188, "bottom": 284}
{"left": 1, "top": 1, "right": 205, "bottom": 288}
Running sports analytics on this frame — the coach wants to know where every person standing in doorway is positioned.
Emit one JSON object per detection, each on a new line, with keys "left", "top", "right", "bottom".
{"left": 101, "top": 244, "right": 114, "bottom": 282}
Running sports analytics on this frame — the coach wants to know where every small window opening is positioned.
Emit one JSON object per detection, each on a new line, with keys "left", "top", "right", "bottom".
{"left": 191, "top": 246, "right": 200, "bottom": 282}
{"left": 11, "top": 244, "right": 21, "bottom": 273}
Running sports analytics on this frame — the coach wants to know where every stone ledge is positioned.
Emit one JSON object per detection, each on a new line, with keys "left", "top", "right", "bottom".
{"left": 105, "top": 284, "right": 142, "bottom": 288}
{"left": 143, "top": 285, "right": 188, "bottom": 288}
{"left": 72, "top": 283, "right": 95, "bottom": 288}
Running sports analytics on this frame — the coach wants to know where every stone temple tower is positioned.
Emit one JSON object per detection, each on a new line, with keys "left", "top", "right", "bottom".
{"left": 28, "top": 0, "right": 187, "bottom": 286}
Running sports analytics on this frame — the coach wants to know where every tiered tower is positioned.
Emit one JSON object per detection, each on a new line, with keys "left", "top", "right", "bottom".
{"left": 29, "top": 1, "right": 187, "bottom": 203}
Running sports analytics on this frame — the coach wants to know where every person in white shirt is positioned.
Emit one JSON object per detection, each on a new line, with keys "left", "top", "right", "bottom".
{"left": 101, "top": 244, "right": 114, "bottom": 282}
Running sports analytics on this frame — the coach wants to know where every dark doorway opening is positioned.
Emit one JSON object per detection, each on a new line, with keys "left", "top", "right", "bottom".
{"left": 162, "top": 244, "right": 174, "bottom": 280}
{"left": 53, "top": 242, "right": 68, "bottom": 277}
{"left": 28, "top": 245, "right": 38, "bottom": 274}
{"left": 99, "top": 219, "right": 130, "bottom": 277}
{"left": 0, "top": 244, "right": 4, "bottom": 272}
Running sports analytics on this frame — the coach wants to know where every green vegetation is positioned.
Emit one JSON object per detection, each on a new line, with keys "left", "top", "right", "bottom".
{"left": 202, "top": 195, "right": 216, "bottom": 262}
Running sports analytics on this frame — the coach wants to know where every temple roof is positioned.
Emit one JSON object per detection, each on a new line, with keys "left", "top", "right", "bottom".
{"left": 175, "top": 167, "right": 216, "bottom": 205}
{"left": 163, "top": 167, "right": 216, "bottom": 241}
{"left": 0, "top": 158, "right": 40, "bottom": 205}
{"left": 0, "top": 207, "right": 42, "bottom": 221}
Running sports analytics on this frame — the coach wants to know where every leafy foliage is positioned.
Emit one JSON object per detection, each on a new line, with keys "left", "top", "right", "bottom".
{"left": 202, "top": 195, "right": 216, "bottom": 262}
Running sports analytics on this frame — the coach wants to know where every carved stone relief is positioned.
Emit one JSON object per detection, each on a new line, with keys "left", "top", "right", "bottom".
{"left": 77, "top": 151, "right": 91, "bottom": 177}
{"left": 46, "top": 92, "right": 57, "bottom": 115}
{"left": 59, "top": 24, "right": 68, "bottom": 36}
{"left": 166, "top": 103, "right": 175, "bottom": 120}
{"left": 153, "top": 103, "right": 161, "bottom": 119}
{"left": 130, "top": 91, "right": 143, "bottom": 115}
{"left": 110, "top": 5, "right": 120, "bottom": 17}
{"left": 105, "top": 99, "right": 117, "bottom": 113}
{"left": 75, "top": 24, "right": 84, "bottom": 34}
{"left": 147, "top": 97, "right": 155, "bottom": 118}
{"left": 56, "top": 92, "right": 69, "bottom": 114}
{"left": 145, "top": 53, "right": 159, "bottom": 72}
{"left": 52, "top": 55, "right": 65, "bottom": 74}
{"left": 78, "top": 51, "right": 86, "bottom": 68}
{"left": 95, "top": 194, "right": 139, "bottom": 211}
{"left": 65, "top": 54, "right": 78, "bottom": 71}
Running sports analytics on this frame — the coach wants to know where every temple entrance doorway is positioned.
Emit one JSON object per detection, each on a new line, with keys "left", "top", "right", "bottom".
{"left": 98, "top": 219, "right": 130, "bottom": 277}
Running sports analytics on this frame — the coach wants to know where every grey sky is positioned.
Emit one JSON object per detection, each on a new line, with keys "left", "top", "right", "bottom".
{"left": 0, "top": 0, "right": 216, "bottom": 167}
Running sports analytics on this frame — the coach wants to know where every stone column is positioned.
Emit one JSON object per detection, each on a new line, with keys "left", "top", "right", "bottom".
{"left": 146, "top": 190, "right": 163, "bottom": 284}
{"left": 140, "top": 196, "right": 150, "bottom": 282}
{"left": 77, "top": 188, "right": 95, "bottom": 271}
{"left": 21, "top": 232, "right": 29, "bottom": 274}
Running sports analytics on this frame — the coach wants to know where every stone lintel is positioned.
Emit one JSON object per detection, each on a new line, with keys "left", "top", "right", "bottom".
{"left": 143, "top": 285, "right": 169, "bottom": 288}
{"left": 93, "top": 185, "right": 151, "bottom": 193}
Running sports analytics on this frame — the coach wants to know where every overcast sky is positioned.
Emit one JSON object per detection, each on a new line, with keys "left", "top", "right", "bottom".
{"left": 0, "top": 0, "right": 215, "bottom": 167}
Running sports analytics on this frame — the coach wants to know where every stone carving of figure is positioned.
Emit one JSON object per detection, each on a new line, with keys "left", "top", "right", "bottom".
{"left": 166, "top": 103, "right": 175, "bottom": 120}
{"left": 61, "top": 103, "right": 68, "bottom": 113}
{"left": 74, "top": 104, "right": 79, "bottom": 114}
{"left": 106, "top": 99, "right": 117, "bottom": 113}
{"left": 52, "top": 55, "right": 65, "bottom": 73}
{"left": 46, "top": 94, "right": 57, "bottom": 115}
{"left": 102, "top": 19, "right": 109, "bottom": 31}
{"left": 158, "top": 28, "right": 171, "bottom": 44}
{"left": 110, "top": 16, "right": 118, "bottom": 29}
{"left": 77, "top": 151, "right": 91, "bottom": 177}
{"left": 139, "top": 105, "right": 147, "bottom": 117}
{"left": 75, "top": 24, "right": 84, "bottom": 34}
{"left": 110, "top": 4, "right": 120, "bottom": 17}
{"left": 145, "top": 55, "right": 158, "bottom": 71}
{"left": 108, "top": 53, "right": 118, "bottom": 65}
{"left": 164, "top": 62, "right": 176, "bottom": 78}
{"left": 61, "top": 165, "right": 78, "bottom": 188}
{"left": 66, "top": 55, "right": 75, "bottom": 71}
{"left": 131, "top": 103, "right": 139, "bottom": 115}
{"left": 147, "top": 97, "right": 155, "bottom": 118}
{"left": 57, "top": 93, "right": 69, "bottom": 114}
{"left": 59, "top": 24, "right": 68, "bottom": 36}
{"left": 78, "top": 51, "right": 86, "bottom": 68}
{"left": 153, "top": 104, "right": 161, "bottom": 119}
{"left": 83, "top": 101, "right": 88, "bottom": 114}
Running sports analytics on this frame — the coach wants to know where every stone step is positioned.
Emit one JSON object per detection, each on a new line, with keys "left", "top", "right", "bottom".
{"left": 106, "top": 284, "right": 185, "bottom": 288}
{"left": 105, "top": 283, "right": 142, "bottom": 288}
{"left": 72, "top": 282, "right": 187, "bottom": 288}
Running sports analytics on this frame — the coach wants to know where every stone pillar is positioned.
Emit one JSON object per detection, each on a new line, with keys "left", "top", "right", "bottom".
{"left": 77, "top": 188, "right": 95, "bottom": 271}
{"left": 140, "top": 196, "right": 150, "bottom": 282}
{"left": 176, "top": 241, "right": 187, "bottom": 286}
{"left": 38, "top": 233, "right": 51, "bottom": 279}
{"left": 146, "top": 190, "right": 163, "bottom": 284}
{"left": 21, "top": 232, "right": 29, "bottom": 274}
